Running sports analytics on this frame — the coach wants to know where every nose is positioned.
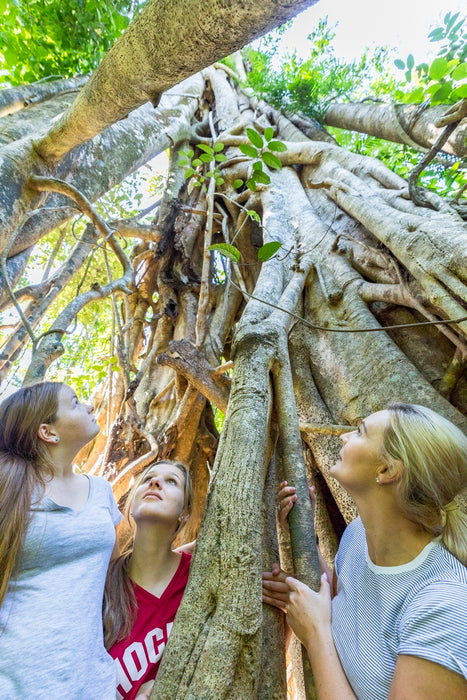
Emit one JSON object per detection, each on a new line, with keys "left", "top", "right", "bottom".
{"left": 340, "top": 430, "right": 352, "bottom": 444}
{"left": 149, "top": 476, "right": 162, "bottom": 489}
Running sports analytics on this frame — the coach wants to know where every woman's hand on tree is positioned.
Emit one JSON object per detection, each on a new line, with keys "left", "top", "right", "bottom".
{"left": 262, "top": 562, "right": 290, "bottom": 612}
{"left": 284, "top": 572, "right": 332, "bottom": 648}
{"left": 277, "top": 481, "right": 316, "bottom": 532}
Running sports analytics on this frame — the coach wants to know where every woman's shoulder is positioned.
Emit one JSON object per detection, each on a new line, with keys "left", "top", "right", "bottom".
{"left": 427, "top": 541, "right": 467, "bottom": 584}
{"left": 85, "top": 475, "right": 122, "bottom": 518}
{"left": 86, "top": 474, "right": 113, "bottom": 495}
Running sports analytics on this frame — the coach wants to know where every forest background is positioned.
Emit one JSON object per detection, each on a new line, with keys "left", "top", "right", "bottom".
{"left": 0, "top": 0, "right": 466, "bottom": 696}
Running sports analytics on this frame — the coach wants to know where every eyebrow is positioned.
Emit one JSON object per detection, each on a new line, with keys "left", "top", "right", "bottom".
{"left": 144, "top": 471, "right": 181, "bottom": 481}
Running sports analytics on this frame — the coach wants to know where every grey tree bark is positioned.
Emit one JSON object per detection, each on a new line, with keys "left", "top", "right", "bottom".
{"left": 324, "top": 100, "right": 467, "bottom": 157}
{"left": 0, "top": 4, "right": 466, "bottom": 696}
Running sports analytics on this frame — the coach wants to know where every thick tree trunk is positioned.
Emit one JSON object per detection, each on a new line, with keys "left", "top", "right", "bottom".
{"left": 1, "top": 18, "right": 466, "bottom": 696}
{"left": 324, "top": 101, "right": 467, "bottom": 157}
{"left": 35, "top": 0, "right": 318, "bottom": 163}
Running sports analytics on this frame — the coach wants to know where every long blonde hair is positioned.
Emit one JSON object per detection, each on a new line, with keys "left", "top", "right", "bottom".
{"left": 382, "top": 403, "right": 467, "bottom": 565}
{"left": 0, "top": 382, "right": 63, "bottom": 608}
{"left": 103, "top": 460, "right": 193, "bottom": 649}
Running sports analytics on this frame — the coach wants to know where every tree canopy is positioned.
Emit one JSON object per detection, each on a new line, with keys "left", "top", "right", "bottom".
{"left": 0, "top": 2, "right": 466, "bottom": 696}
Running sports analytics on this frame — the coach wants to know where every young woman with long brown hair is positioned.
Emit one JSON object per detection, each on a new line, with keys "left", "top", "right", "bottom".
{"left": 263, "top": 403, "right": 467, "bottom": 700}
{"left": 104, "top": 459, "right": 193, "bottom": 700}
{"left": 0, "top": 382, "right": 122, "bottom": 699}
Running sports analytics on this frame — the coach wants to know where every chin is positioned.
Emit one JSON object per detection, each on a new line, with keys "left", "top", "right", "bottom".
{"left": 88, "top": 425, "right": 100, "bottom": 441}
{"left": 329, "top": 463, "right": 342, "bottom": 482}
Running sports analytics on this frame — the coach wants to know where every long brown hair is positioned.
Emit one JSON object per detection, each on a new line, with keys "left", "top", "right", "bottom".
{"left": 0, "top": 382, "right": 63, "bottom": 608}
{"left": 382, "top": 403, "right": 467, "bottom": 565}
{"left": 103, "top": 460, "right": 193, "bottom": 649}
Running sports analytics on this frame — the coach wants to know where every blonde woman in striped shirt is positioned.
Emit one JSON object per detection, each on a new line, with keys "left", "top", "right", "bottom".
{"left": 263, "top": 403, "right": 467, "bottom": 700}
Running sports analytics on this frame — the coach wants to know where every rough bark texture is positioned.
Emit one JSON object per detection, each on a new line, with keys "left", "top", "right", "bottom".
{"left": 35, "top": 0, "right": 318, "bottom": 162}
{"left": 1, "top": 8, "right": 466, "bottom": 696}
{"left": 324, "top": 101, "right": 467, "bottom": 157}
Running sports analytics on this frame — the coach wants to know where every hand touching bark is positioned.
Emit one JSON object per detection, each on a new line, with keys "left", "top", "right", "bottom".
{"left": 277, "top": 480, "right": 316, "bottom": 532}
{"left": 284, "top": 573, "right": 332, "bottom": 649}
{"left": 262, "top": 562, "right": 290, "bottom": 612}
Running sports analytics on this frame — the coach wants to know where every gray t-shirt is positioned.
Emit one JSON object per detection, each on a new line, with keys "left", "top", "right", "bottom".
{"left": 0, "top": 474, "right": 123, "bottom": 700}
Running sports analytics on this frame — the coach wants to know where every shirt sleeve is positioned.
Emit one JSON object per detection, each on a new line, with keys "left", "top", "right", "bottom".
{"left": 103, "top": 478, "right": 123, "bottom": 526}
{"left": 398, "top": 581, "right": 467, "bottom": 677}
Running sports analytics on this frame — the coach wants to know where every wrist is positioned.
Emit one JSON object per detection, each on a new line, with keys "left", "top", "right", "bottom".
{"left": 304, "top": 621, "right": 332, "bottom": 657}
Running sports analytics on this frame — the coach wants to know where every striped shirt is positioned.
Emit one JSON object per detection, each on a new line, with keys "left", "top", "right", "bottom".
{"left": 332, "top": 517, "right": 467, "bottom": 699}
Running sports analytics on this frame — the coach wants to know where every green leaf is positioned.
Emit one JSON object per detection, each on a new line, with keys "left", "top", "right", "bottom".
{"left": 206, "top": 171, "right": 215, "bottom": 178}
{"left": 192, "top": 158, "right": 202, "bottom": 166}
{"left": 405, "top": 70, "right": 412, "bottom": 82}
{"left": 215, "top": 177, "right": 225, "bottom": 186}
{"left": 429, "top": 57, "right": 450, "bottom": 80}
{"left": 451, "top": 84, "right": 467, "bottom": 99}
{"left": 431, "top": 83, "right": 453, "bottom": 103}
{"left": 406, "top": 86, "right": 424, "bottom": 102}
{"left": 257, "top": 241, "right": 282, "bottom": 261}
{"left": 245, "top": 178, "right": 257, "bottom": 191}
{"left": 262, "top": 151, "right": 282, "bottom": 170}
{"left": 452, "top": 62, "right": 467, "bottom": 80}
{"left": 233, "top": 179, "right": 244, "bottom": 189}
{"left": 428, "top": 28, "right": 444, "bottom": 42}
{"left": 264, "top": 126, "right": 274, "bottom": 142}
{"left": 426, "top": 82, "right": 443, "bottom": 95}
{"left": 208, "top": 243, "right": 241, "bottom": 263}
{"left": 200, "top": 153, "right": 212, "bottom": 162}
{"left": 214, "top": 142, "right": 225, "bottom": 152}
{"left": 184, "top": 168, "right": 194, "bottom": 178}
{"left": 177, "top": 158, "right": 190, "bottom": 166}
{"left": 247, "top": 210, "right": 261, "bottom": 223}
{"left": 214, "top": 153, "right": 227, "bottom": 162}
{"left": 252, "top": 170, "right": 271, "bottom": 185}
{"left": 252, "top": 160, "right": 263, "bottom": 171}
{"left": 406, "top": 54, "right": 414, "bottom": 70}
{"left": 197, "top": 143, "right": 214, "bottom": 154}
{"left": 246, "top": 128, "right": 263, "bottom": 148}
{"left": 268, "top": 140, "right": 287, "bottom": 152}
{"left": 239, "top": 143, "right": 258, "bottom": 158}
{"left": 394, "top": 59, "right": 405, "bottom": 70}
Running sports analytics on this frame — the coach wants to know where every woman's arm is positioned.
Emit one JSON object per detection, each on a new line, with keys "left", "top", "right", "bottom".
{"left": 389, "top": 655, "right": 467, "bottom": 700}
{"left": 284, "top": 573, "right": 357, "bottom": 700}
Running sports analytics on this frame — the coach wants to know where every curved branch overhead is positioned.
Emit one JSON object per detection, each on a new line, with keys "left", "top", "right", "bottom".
{"left": 35, "top": 0, "right": 318, "bottom": 162}
{"left": 1, "top": 8, "right": 466, "bottom": 696}
{"left": 324, "top": 101, "right": 467, "bottom": 158}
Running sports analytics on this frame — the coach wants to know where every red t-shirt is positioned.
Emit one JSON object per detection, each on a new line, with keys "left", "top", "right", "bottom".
{"left": 109, "top": 552, "right": 191, "bottom": 700}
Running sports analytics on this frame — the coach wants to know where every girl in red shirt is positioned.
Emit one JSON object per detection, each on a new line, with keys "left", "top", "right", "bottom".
{"left": 103, "top": 460, "right": 193, "bottom": 700}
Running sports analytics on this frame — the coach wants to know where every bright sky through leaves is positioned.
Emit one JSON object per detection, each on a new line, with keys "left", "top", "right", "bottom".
{"left": 273, "top": 0, "right": 465, "bottom": 66}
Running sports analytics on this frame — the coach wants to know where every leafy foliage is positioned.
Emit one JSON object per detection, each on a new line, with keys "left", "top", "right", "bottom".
{"left": 244, "top": 17, "right": 398, "bottom": 122}
{"left": 394, "top": 12, "right": 467, "bottom": 105}
{"left": 0, "top": 0, "right": 144, "bottom": 86}
{"left": 0, "top": 166, "right": 164, "bottom": 398}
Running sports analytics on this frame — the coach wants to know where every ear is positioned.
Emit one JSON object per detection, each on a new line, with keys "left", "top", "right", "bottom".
{"left": 37, "top": 423, "right": 59, "bottom": 444}
{"left": 377, "top": 459, "right": 404, "bottom": 486}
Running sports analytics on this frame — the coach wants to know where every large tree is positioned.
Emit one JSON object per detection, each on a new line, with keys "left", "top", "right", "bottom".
{"left": 1, "top": 2, "right": 466, "bottom": 697}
